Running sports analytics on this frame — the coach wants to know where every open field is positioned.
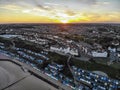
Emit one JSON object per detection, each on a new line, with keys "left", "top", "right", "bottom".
{"left": 49, "top": 52, "right": 120, "bottom": 79}
{"left": 93, "top": 58, "right": 120, "bottom": 69}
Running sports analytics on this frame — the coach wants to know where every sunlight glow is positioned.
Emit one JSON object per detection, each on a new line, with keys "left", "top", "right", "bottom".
{"left": 0, "top": 1, "right": 120, "bottom": 23}
{"left": 60, "top": 20, "right": 69, "bottom": 23}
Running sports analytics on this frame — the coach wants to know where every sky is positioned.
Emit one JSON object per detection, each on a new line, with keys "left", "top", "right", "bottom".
{"left": 0, "top": 0, "right": 120, "bottom": 23}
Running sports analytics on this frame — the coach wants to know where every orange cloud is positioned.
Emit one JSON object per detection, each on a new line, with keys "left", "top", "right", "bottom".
{"left": 0, "top": 3, "right": 120, "bottom": 23}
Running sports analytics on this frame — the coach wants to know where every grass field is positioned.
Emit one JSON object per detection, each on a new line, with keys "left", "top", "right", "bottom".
{"left": 0, "top": 37, "right": 119, "bottom": 80}
{"left": 48, "top": 52, "right": 120, "bottom": 80}
{"left": 93, "top": 57, "right": 120, "bottom": 69}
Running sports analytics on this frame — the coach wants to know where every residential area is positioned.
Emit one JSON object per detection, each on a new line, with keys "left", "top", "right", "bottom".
{"left": 0, "top": 23, "right": 120, "bottom": 90}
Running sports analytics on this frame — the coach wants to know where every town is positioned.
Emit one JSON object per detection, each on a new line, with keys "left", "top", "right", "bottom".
{"left": 0, "top": 23, "right": 120, "bottom": 90}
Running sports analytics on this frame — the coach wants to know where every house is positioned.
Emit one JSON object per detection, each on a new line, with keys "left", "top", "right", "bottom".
{"left": 108, "top": 46, "right": 116, "bottom": 52}
{"left": 91, "top": 51, "right": 108, "bottom": 57}
{"left": 111, "top": 40, "right": 119, "bottom": 46}
{"left": 108, "top": 46, "right": 119, "bottom": 61}
{"left": 50, "top": 46, "right": 78, "bottom": 56}
{"left": 116, "top": 47, "right": 120, "bottom": 55}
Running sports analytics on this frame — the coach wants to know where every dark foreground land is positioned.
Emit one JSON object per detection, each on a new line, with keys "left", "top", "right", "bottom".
{"left": 0, "top": 55, "right": 72, "bottom": 90}
{"left": 0, "top": 37, "right": 120, "bottom": 79}
{"left": 0, "top": 59, "right": 58, "bottom": 90}
{"left": 0, "top": 23, "right": 120, "bottom": 90}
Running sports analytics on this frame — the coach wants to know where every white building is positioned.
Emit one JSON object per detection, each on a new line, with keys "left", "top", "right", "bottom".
{"left": 108, "top": 47, "right": 116, "bottom": 52}
{"left": 50, "top": 46, "right": 78, "bottom": 56}
{"left": 92, "top": 51, "right": 108, "bottom": 57}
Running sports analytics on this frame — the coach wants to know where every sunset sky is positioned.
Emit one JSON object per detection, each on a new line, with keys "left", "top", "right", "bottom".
{"left": 0, "top": 0, "right": 120, "bottom": 23}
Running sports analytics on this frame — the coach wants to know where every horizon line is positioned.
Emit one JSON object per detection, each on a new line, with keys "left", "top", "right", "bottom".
{"left": 0, "top": 22, "right": 120, "bottom": 25}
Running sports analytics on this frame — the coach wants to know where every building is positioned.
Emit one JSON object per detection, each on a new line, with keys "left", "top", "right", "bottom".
{"left": 108, "top": 46, "right": 119, "bottom": 62}
{"left": 50, "top": 46, "right": 78, "bottom": 56}
{"left": 91, "top": 51, "right": 108, "bottom": 57}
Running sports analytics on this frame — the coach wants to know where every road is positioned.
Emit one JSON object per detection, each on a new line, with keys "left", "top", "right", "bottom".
{"left": 67, "top": 55, "right": 93, "bottom": 89}
{"left": 67, "top": 55, "right": 78, "bottom": 89}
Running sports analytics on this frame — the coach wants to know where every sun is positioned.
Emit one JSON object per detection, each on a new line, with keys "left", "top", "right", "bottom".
{"left": 60, "top": 20, "right": 69, "bottom": 23}
{"left": 56, "top": 13, "right": 70, "bottom": 23}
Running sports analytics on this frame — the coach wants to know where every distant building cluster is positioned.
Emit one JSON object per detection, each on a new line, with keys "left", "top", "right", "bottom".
{"left": 50, "top": 46, "right": 78, "bottom": 56}
{"left": 0, "top": 24, "right": 120, "bottom": 89}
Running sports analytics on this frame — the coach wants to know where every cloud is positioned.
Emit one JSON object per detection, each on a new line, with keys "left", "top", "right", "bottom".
{"left": 0, "top": 0, "right": 50, "bottom": 12}
{"left": 22, "top": 9, "right": 31, "bottom": 13}
{"left": 36, "top": 4, "right": 51, "bottom": 10}
{"left": 45, "top": 3, "right": 60, "bottom": 6}
{"left": 33, "top": 0, "right": 52, "bottom": 11}
{"left": 0, "top": 4, "right": 22, "bottom": 11}
{"left": 0, "top": 0, "right": 120, "bottom": 23}
{"left": 65, "top": 10, "right": 76, "bottom": 16}
{"left": 77, "top": 0, "right": 97, "bottom": 5}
